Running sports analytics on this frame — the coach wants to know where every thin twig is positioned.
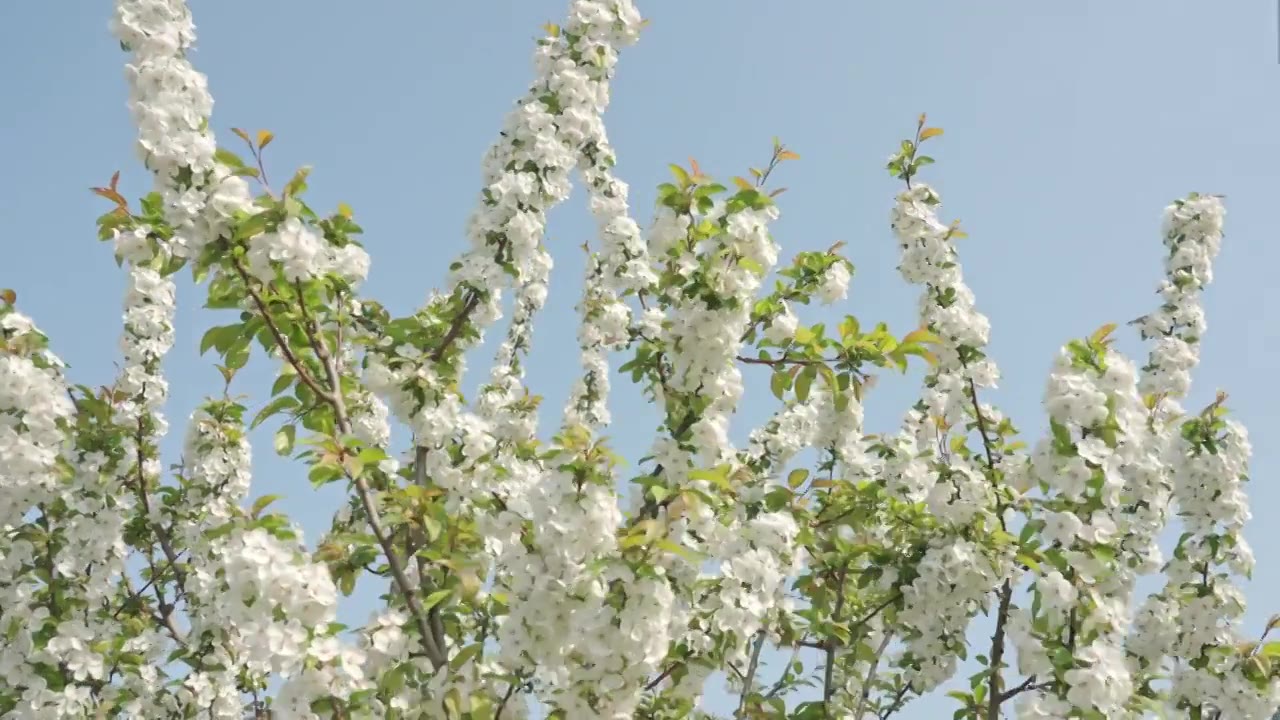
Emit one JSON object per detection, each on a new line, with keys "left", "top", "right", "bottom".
{"left": 231, "top": 260, "right": 333, "bottom": 403}
{"left": 854, "top": 630, "right": 895, "bottom": 719}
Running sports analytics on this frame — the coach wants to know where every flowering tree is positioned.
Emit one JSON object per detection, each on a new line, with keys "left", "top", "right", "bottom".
{"left": 0, "top": 1, "right": 1276, "bottom": 719}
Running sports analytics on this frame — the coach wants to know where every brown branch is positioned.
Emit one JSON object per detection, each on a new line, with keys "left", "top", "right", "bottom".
{"left": 231, "top": 259, "right": 333, "bottom": 403}
{"left": 234, "top": 259, "right": 445, "bottom": 669}
{"left": 293, "top": 279, "right": 333, "bottom": 370}
{"left": 138, "top": 550, "right": 187, "bottom": 647}
{"left": 318, "top": 334, "right": 447, "bottom": 669}
{"left": 967, "top": 377, "right": 1000, "bottom": 484}
{"left": 737, "top": 631, "right": 766, "bottom": 717}
{"left": 878, "top": 685, "right": 911, "bottom": 720}
{"left": 854, "top": 630, "right": 895, "bottom": 719}
{"left": 737, "top": 353, "right": 834, "bottom": 368}
{"left": 962, "top": 366, "right": 1017, "bottom": 720}
{"left": 494, "top": 677, "right": 523, "bottom": 719}
{"left": 432, "top": 290, "right": 482, "bottom": 362}
{"left": 645, "top": 663, "right": 677, "bottom": 692}
{"left": 985, "top": 580, "right": 1014, "bottom": 720}
{"left": 134, "top": 420, "right": 185, "bottom": 582}
{"left": 764, "top": 641, "right": 804, "bottom": 699}
{"left": 823, "top": 565, "right": 850, "bottom": 715}
{"left": 997, "top": 675, "right": 1049, "bottom": 703}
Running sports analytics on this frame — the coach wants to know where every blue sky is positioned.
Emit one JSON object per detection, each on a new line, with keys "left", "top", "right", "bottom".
{"left": 3, "top": 1, "right": 1280, "bottom": 717}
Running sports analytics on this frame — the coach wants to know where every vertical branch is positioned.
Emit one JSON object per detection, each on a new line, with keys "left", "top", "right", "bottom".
{"left": 985, "top": 580, "right": 1014, "bottom": 720}
{"left": 823, "top": 565, "right": 850, "bottom": 716}
{"left": 737, "top": 631, "right": 766, "bottom": 717}
{"left": 233, "top": 259, "right": 446, "bottom": 668}
{"left": 854, "top": 630, "right": 895, "bottom": 719}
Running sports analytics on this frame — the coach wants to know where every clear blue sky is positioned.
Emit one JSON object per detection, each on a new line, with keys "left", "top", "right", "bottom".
{"left": 3, "top": 2, "right": 1279, "bottom": 717}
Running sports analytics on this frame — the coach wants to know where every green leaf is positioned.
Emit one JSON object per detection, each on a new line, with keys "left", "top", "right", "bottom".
{"left": 250, "top": 494, "right": 282, "bottom": 519}
{"left": 283, "top": 166, "right": 313, "bottom": 198}
{"left": 450, "top": 643, "right": 482, "bottom": 672}
{"left": 224, "top": 338, "right": 250, "bottom": 368}
{"left": 215, "top": 364, "right": 236, "bottom": 386}
{"left": 787, "top": 468, "right": 810, "bottom": 489}
{"left": 199, "top": 324, "right": 242, "bottom": 356}
{"left": 901, "top": 327, "right": 940, "bottom": 346}
{"left": 771, "top": 371, "right": 789, "bottom": 400}
{"left": 833, "top": 390, "right": 850, "bottom": 412}
{"left": 620, "top": 531, "right": 649, "bottom": 550}
{"left": 274, "top": 425, "right": 296, "bottom": 456}
{"left": 739, "top": 257, "right": 764, "bottom": 276}
{"left": 422, "top": 516, "right": 443, "bottom": 542}
{"left": 338, "top": 571, "right": 356, "bottom": 596}
{"left": 1091, "top": 322, "right": 1118, "bottom": 345}
{"left": 214, "top": 148, "right": 248, "bottom": 169}
{"left": 443, "top": 689, "right": 462, "bottom": 720}
{"left": 308, "top": 462, "right": 343, "bottom": 487}
{"left": 795, "top": 366, "right": 815, "bottom": 403}
{"left": 234, "top": 212, "right": 271, "bottom": 241}
{"left": 658, "top": 539, "right": 707, "bottom": 563}
{"left": 199, "top": 326, "right": 221, "bottom": 355}
{"left": 270, "top": 371, "right": 296, "bottom": 396}
{"left": 424, "top": 589, "right": 453, "bottom": 611}
{"left": 251, "top": 395, "right": 299, "bottom": 429}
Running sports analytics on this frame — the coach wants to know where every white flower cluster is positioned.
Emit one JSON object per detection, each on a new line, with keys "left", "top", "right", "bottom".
{"left": 640, "top": 198, "right": 809, "bottom": 677}
{"left": 746, "top": 394, "right": 821, "bottom": 471}
{"left": 1136, "top": 195, "right": 1224, "bottom": 405}
{"left": 564, "top": 253, "right": 627, "bottom": 427}
{"left": 1117, "top": 195, "right": 1227, "bottom": 577}
{"left": 892, "top": 186, "right": 992, "bottom": 377}
{"left": 116, "top": 264, "right": 176, "bottom": 429}
{"left": 1012, "top": 344, "right": 1154, "bottom": 717}
{"left": 111, "top": 2, "right": 381, "bottom": 708}
{"left": 1131, "top": 416, "right": 1277, "bottom": 717}
{"left": 0, "top": 311, "right": 92, "bottom": 716}
{"left": 367, "top": 0, "right": 641, "bottom": 491}
{"left": 15, "top": 0, "right": 1275, "bottom": 716}
{"left": 707, "top": 511, "right": 805, "bottom": 654}
{"left": 896, "top": 537, "right": 1009, "bottom": 692}
{"left": 112, "top": 0, "right": 256, "bottom": 258}
{"left": 596, "top": 166, "right": 855, "bottom": 704}
{"left": 883, "top": 184, "right": 1001, "bottom": 522}
{"left": 154, "top": 403, "right": 362, "bottom": 718}
{"left": 244, "top": 216, "right": 371, "bottom": 287}
{"left": 0, "top": 312, "right": 73, "bottom": 507}
{"left": 1115, "top": 194, "right": 1273, "bottom": 718}
{"left": 481, "top": 8, "right": 694, "bottom": 713}
{"left": 115, "top": 0, "right": 370, "bottom": 294}
{"left": 361, "top": 2, "right": 657, "bottom": 714}
{"left": 881, "top": 183, "right": 1013, "bottom": 692}
{"left": 653, "top": 201, "right": 778, "bottom": 466}
{"left": 492, "top": 464, "right": 666, "bottom": 717}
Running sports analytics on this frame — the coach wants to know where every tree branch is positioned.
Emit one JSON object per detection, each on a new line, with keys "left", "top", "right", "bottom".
{"left": 985, "top": 579, "right": 1014, "bottom": 720}
{"left": 854, "top": 630, "right": 895, "bottom": 719}
{"left": 231, "top": 260, "right": 333, "bottom": 404}
{"left": 234, "top": 259, "right": 446, "bottom": 669}
{"left": 823, "top": 565, "right": 850, "bottom": 716}
{"left": 737, "top": 631, "right": 766, "bottom": 717}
